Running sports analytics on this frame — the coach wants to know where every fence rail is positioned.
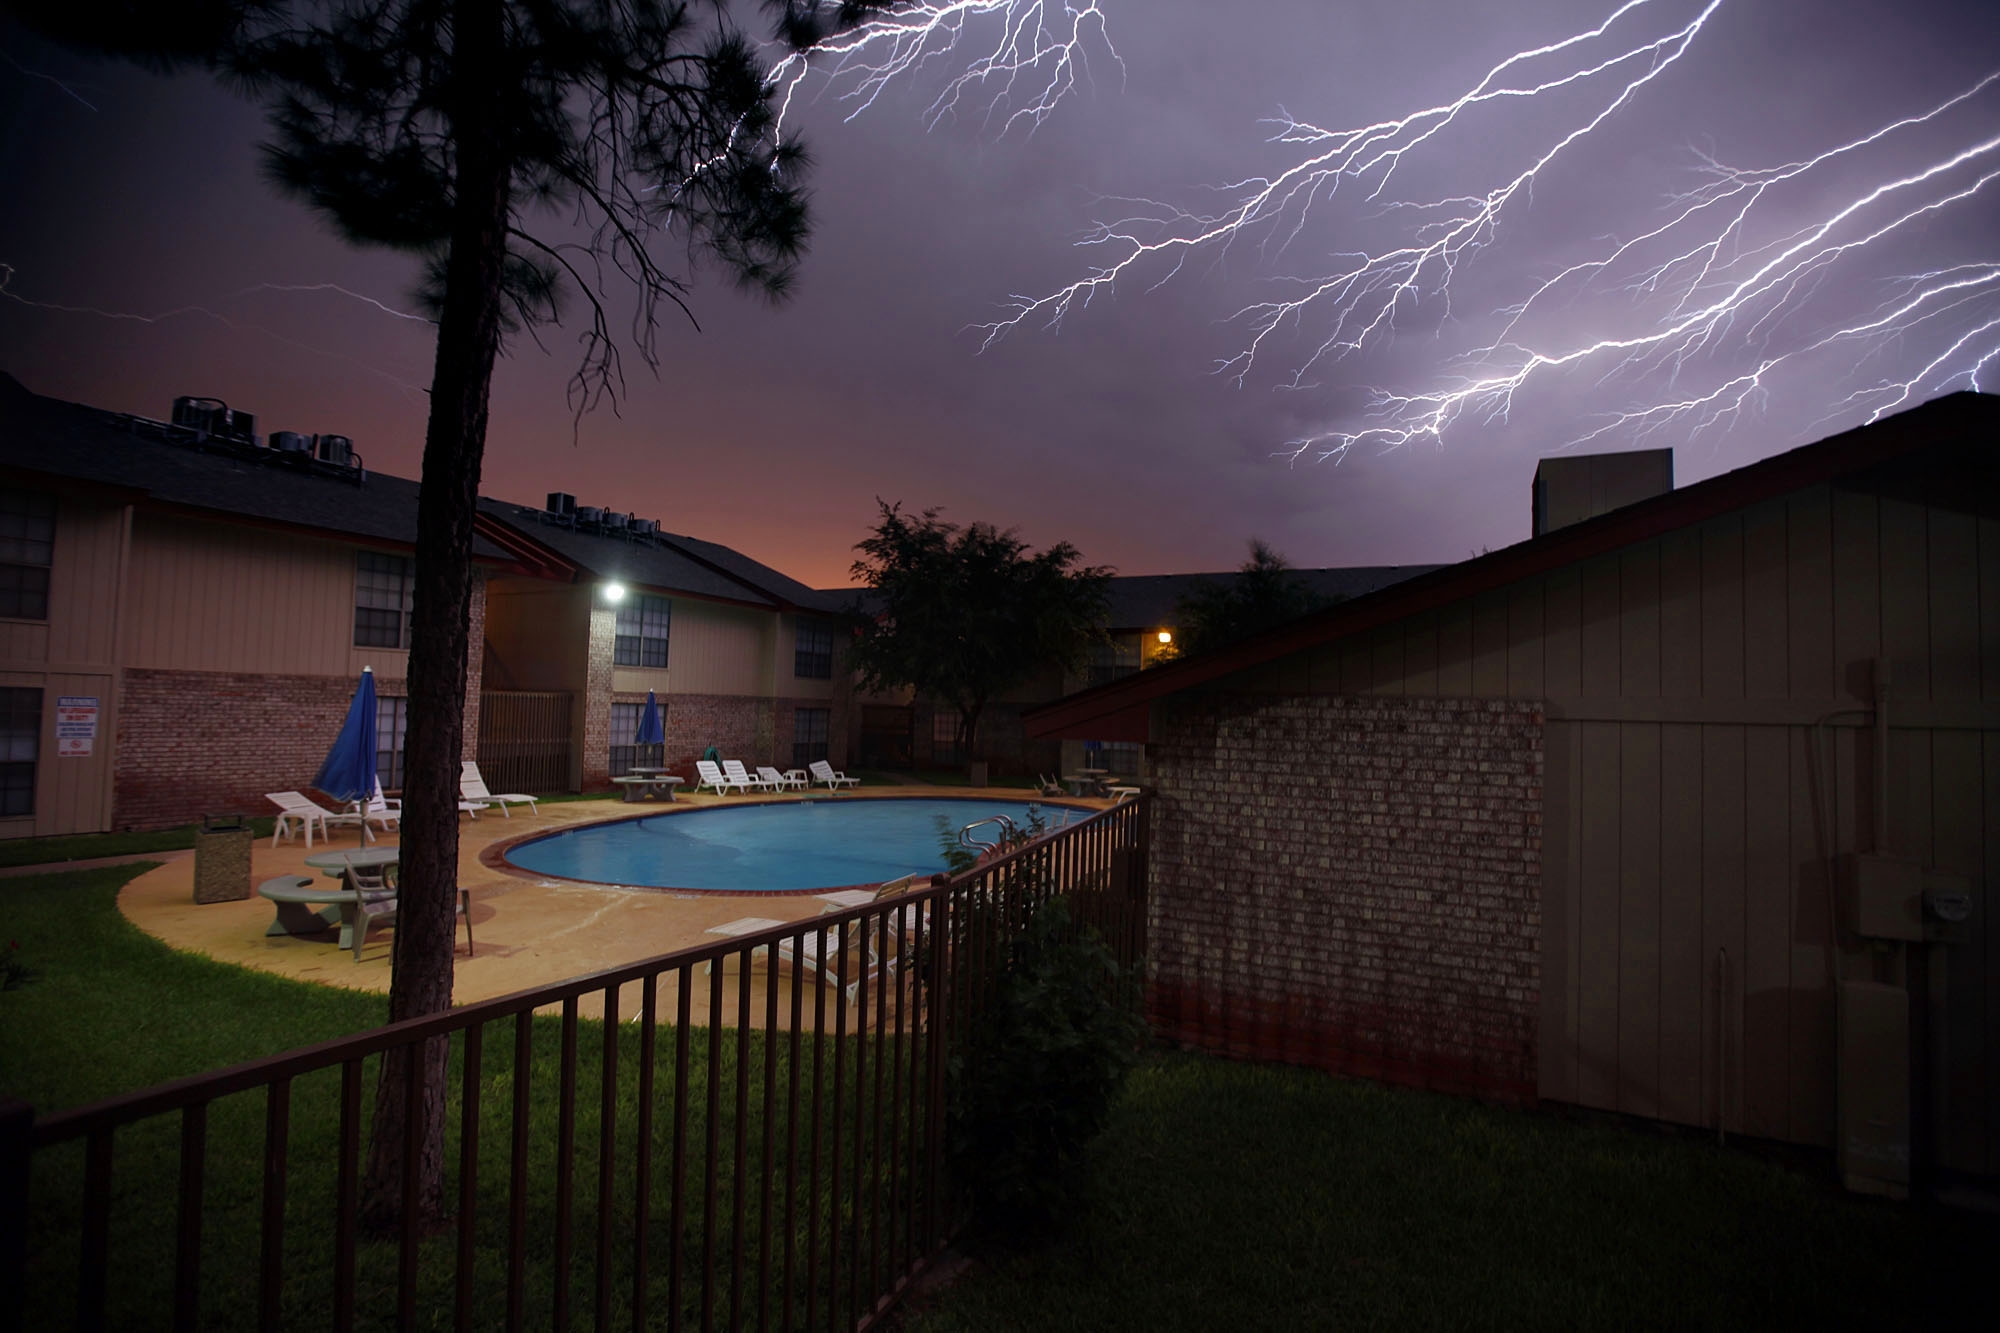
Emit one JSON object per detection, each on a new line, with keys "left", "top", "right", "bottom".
{"left": 479, "top": 690, "right": 575, "bottom": 795}
{"left": 7, "top": 796, "right": 1148, "bottom": 1332}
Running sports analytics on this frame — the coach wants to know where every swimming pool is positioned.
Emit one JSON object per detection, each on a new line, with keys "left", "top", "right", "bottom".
{"left": 502, "top": 797, "right": 1089, "bottom": 893}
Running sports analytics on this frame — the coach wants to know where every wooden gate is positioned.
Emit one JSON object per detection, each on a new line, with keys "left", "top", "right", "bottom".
{"left": 477, "top": 690, "right": 573, "bottom": 794}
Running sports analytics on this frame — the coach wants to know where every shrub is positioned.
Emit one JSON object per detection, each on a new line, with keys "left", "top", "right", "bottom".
{"left": 947, "top": 894, "right": 1145, "bottom": 1233}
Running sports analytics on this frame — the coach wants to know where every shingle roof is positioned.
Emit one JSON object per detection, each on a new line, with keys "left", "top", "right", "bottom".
{"left": 477, "top": 500, "right": 854, "bottom": 611}
{"left": 1025, "top": 390, "right": 2000, "bottom": 740}
{"left": 0, "top": 373, "right": 510, "bottom": 560}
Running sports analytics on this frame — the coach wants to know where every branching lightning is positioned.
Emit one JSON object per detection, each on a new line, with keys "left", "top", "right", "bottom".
{"left": 969, "top": 0, "right": 2000, "bottom": 462}
{"left": 768, "top": 1, "right": 1118, "bottom": 138}
{"left": 0, "top": 263, "right": 435, "bottom": 396}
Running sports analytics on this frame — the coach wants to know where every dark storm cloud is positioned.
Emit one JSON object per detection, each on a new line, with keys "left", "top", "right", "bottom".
{"left": 1, "top": 0, "right": 1994, "bottom": 585}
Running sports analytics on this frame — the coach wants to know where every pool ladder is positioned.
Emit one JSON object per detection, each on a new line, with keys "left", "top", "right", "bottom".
{"left": 958, "top": 814, "right": 1017, "bottom": 855}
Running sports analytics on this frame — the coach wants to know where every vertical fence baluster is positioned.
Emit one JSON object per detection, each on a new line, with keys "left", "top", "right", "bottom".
{"left": 702, "top": 954, "right": 723, "bottom": 1331}
{"left": 555, "top": 999, "right": 581, "bottom": 1332}
{"left": 782, "top": 927, "right": 804, "bottom": 1333}
{"left": 804, "top": 926, "right": 827, "bottom": 1333}
{"left": 508, "top": 1011, "right": 534, "bottom": 1333}
{"left": 172, "top": 1102, "right": 206, "bottom": 1333}
{"left": 598, "top": 986, "right": 619, "bottom": 1333}
{"left": 335, "top": 1060, "right": 362, "bottom": 1333}
{"left": 457, "top": 1024, "right": 484, "bottom": 1333}
{"left": 397, "top": 1046, "right": 424, "bottom": 1331}
{"left": 869, "top": 909, "right": 889, "bottom": 1303}
{"left": 828, "top": 925, "right": 849, "bottom": 1331}
{"left": 730, "top": 949, "right": 752, "bottom": 1332}
{"left": 848, "top": 915, "right": 870, "bottom": 1333}
{"left": 78, "top": 1127, "right": 112, "bottom": 1333}
{"left": 925, "top": 893, "right": 949, "bottom": 1249}
{"left": 633, "top": 974, "right": 659, "bottom": 1331}
{"left": 261, "top": 1078, "right": 291, "bottom": 1333}
{"left": 669, "top": 965, "right": 693, "bottom": 1333}
{"left": 759, "top": 938, "right": 779, "bottom": 1333}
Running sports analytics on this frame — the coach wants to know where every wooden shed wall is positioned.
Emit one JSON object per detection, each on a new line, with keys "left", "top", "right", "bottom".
{"left": 1213, "top": 478, "right": 1998, "bottom": 1173}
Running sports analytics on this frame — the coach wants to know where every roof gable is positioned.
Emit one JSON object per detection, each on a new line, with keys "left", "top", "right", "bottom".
{"left": 1025, "top": 392, "right": 2000, "bottom": 738}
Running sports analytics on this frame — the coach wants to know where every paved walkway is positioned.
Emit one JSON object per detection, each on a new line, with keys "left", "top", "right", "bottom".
{"left": 0, "top": 849, "right": 194, "bottom": 878}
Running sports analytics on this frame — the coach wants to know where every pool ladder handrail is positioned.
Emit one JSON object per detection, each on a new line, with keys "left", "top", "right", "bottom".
{"left": 958, "top": 814, "right": 1017, "bottom": 854}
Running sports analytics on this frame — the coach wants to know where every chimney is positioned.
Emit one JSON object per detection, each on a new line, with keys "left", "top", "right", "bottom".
{"left": 1532, "top": 448, "right": 1673, "bottom": 536}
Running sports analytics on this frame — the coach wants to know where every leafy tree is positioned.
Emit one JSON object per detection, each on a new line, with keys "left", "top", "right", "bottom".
{"left": 849, "top": 501, "right": 1110, "bottom": 769}
{"left": 12, "top": 0, "right": 894, "bottom": 1229}
{"left": 1172, "top": 538, "right": 1334, "bottom": 657}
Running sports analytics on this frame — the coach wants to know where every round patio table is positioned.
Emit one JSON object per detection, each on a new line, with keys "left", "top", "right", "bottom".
{"left": 303, "top": 846, "right": 402, "bottom": 875}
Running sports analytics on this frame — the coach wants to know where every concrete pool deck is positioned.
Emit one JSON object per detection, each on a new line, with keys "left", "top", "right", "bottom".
{"left": 111, "top": 785, "right": 1113, "bottom": 1025}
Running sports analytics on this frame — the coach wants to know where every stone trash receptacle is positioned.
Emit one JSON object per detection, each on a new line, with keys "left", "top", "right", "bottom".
{"left": 192, "top": 813, "right": 254, "bottom": 904}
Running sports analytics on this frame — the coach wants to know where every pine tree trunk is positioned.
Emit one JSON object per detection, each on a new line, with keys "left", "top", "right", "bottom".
{"left": 359, "top": 0, "right": 514, "bottom": 1235}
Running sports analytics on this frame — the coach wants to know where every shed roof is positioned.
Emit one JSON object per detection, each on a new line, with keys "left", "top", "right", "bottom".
{"left": 0, "top": 373, "right": 516, "bottom": 560}
{"left": 1024, "top": 391, "right": 2000, "bottom": 740}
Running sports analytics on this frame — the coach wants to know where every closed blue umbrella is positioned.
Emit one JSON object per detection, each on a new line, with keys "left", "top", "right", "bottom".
{"left": 314, "top": 666, "right": 379, "bottom": 805}
{"left": 634, "top": 690, "right": 665, "bottom": 747}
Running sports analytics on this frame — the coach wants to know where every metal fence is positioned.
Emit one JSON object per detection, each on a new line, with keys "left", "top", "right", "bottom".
{"left": 6, "top": 797, "right": 1148, "bottom": 1332}
{"left": 479, "top": 690, "right": 575, "bottom": 795}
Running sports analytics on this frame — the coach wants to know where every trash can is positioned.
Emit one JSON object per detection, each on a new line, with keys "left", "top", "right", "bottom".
{"left": 193, "top": 813, "right": 254, "bottom": 904}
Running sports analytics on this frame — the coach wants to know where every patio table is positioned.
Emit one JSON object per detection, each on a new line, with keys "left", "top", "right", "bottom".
{"left": 302, "top": 847, "right": 402, "bottom": 948}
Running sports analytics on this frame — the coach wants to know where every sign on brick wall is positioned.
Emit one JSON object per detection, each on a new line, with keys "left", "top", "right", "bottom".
{"left": 56, "top": 695, "right": 99, "bottom": 756}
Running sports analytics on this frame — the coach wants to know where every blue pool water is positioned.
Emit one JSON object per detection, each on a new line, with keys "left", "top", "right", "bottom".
{"left": 504, "top": 797, "right": 1087, "bottom": 892}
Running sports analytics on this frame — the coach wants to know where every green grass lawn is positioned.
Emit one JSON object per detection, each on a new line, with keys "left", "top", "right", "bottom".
{"left": 0, "top": 820, "right": 283, "bottom": 869}
{"left": 4, "top": 864, "right": 940, "bottom": 1331}
{"left": 908, "top": 1053, "right": 1998, "bottom": 1332}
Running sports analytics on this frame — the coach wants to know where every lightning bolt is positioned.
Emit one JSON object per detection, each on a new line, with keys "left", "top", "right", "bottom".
{"left": 972, "top": 0, "right": 2000, "bottom": 464}
{"left": 0, "top": 263, "right": 435, "bottom": 397}
{"left": 767, "top": 1, "right": 1119, "bottom": 138}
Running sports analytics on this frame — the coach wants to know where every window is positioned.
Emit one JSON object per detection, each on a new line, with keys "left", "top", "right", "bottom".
{"left": 1085, "top": 636, "right": 1140, "bottom": 689}
{"left": 609, "top": 700, "right": 664, "bottom": 777}
{"left": 1, "top": 688, "right": 40, "bottom": 816}
{"left": 375, "top": 696, "right": 408, "bottom": 790}
{"left": 614, "top": 595, "right": 671, "bottom": 668}
{"left": 354, "top": 551, "right": 414, "bottom": 648}
{"left": 794, "top": 619, "right": 834, "bottom": 679}
{"left": 931, "top": 711, "right": 962, "bottom": 765}
{"left": 1088, "top": 740, "right": 1142, "bottom": 776}
{"left": 0, "top": 490, "right": 56, "bottom": 621}
{"left": 792, "top": 707, "right": 830, "bottom": 768}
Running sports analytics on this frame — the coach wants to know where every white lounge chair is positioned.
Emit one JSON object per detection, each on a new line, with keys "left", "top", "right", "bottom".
{"left": 267, "top": 791, "right": 356, "bottom": 849}
{"left": 758, "top": 765, "right": 807, "bottom": 792}
{"left": 704, "top": 915, "right": 891, "bottom": 1004}
{"left": 461, "top": 761, "right": 538, "bottom": 817}
{"left": 694, "top": 759, "right": 738, "bottom": 797}
{"left": 722, "top": 759, "right": 772, "bottom": 792}
{"left": 809, "top": 760, "right": 860, "bottom": 791}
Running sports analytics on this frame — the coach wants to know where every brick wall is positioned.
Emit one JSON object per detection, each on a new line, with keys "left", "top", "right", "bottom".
{"left": 116, "top": 578, "right": 489, "bottom": 830}
{"left": 661, "top": 693, "right": 767, "bottom": 777}
{"left": 580, "top": 606, "right": 617, "bottom": 790}
{"left": 1148, "top": 693, "right": 1544, "bottom": 1102}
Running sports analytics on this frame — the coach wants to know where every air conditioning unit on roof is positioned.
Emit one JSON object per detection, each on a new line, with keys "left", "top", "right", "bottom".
{"left": 629, "top": 517, "right": 659, "bottom": 537}
{"left": 546, "top": 491, "right": 576, "bottom": 516}
{"left": 575, "top": 505, "right": 604, "bottom": 526}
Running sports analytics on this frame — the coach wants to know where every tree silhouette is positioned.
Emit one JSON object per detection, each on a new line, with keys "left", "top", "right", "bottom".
{"left": 848, "top": 500, "right": 1110, "bottom": 771}
{"left": 1172, "top": 539, "right": 1333, "bottom": 657}
{"left": 12, "top": 0, "right": 894, "bottom": 1229}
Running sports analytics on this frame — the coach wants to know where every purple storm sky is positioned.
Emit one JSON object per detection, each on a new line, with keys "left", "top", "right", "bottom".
{"left": 2, "top": 0, "right": 1996, "bottom": 587}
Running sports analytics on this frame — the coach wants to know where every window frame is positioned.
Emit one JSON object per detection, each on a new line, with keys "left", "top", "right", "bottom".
{"left": 0, "top": 490, "right": 56, "bottom": 622}
{"left": 609, "top": 700, "right": 665, "bottom": 777}
{"left": 0, "top": 686, "right": 41, "bottom": 817}
{"left": 791, "top": 706, "right": 830, "bottom": 769}
{"left": 613, "top": 594, "right": 672, "bottom": 669}
{"left": 375, "top": 696, "right": 409, "bottom": 790}
{"left": 353, "top": 550, "right": 414, "bottom": 650}
{"left": 930, "top": 710, "right": 963, "bottom": 766}
{"left": 793, "top": 618, "right": 834, "bottom": 679}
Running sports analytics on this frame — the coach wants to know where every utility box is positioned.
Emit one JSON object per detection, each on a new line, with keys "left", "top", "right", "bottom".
{"left": 1836, "top": 981, "right": 1910, "bottom": 1199}
{"left": 192, "top": 813, "right": 254, "bottom": 904}
{"left": 1838, "top": 852, "right": 1925, "bottom": 941}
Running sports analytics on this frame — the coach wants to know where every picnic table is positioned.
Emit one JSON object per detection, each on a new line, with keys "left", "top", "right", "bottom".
{"left": 255, "top": 847, "right": 403, "bottom": 945}
{"left": 1066, "top": 769, "right": 1112, "bottom": 797}
{"left": 611, "top": 774, "right": 685, "bottom": 802}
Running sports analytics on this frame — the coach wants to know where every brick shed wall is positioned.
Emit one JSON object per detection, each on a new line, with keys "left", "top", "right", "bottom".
{"left": 662, "top": 693, "right": 768, "bottom": 777}
{"left": 1148, "top": 693, "right": 1544, "bottom": 1101}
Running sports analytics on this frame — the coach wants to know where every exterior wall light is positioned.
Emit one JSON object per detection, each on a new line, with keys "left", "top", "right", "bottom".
{"left": 602, "top": 582, "right": 626, "bottom": 603}
{"left": 1156, "top": 629, "right": 1174, "bottom": 645}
